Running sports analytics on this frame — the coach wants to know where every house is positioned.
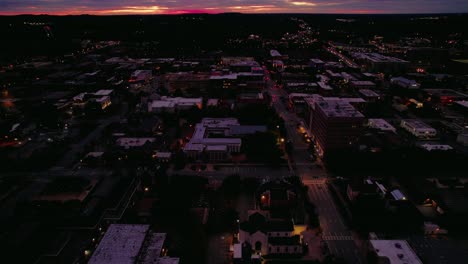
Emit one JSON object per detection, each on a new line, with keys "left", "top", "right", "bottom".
{"left": 238, "top": 212, "right": 302, "bottom": 256}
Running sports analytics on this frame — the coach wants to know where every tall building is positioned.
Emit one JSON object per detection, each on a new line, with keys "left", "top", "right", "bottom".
{"left": 307, "top": 97, "right": 365, "bottom": 156}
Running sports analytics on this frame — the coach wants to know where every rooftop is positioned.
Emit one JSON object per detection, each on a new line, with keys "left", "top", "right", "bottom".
{"left": 368, "top": 119, "right": 396, "bottom": 132}
{"left": 116, "top": 138, "right": 156, "bottom": 148}
{"left": 316, "top": 100, "right": 364, "bottom": 118}
{"left": 370, "top": 240, "right": 422, "bottom": 264}
{"left": 351, "top": 80, "right": 376, "bottom": 86}
{"left": 352, "top": 52, "right": 409, "bottom": 63}
{"left": 270, "top": 50, "right": 282, "bottom": 57}
{"left": 89, "top": 224, "right": 150, "bottom": 264}
{"left": 401, "top": 119, "right": 436, "bottom": 131}
{"left": 419, "top": 144, "right": 453, "bottom": 151}
{"left": 359, "top": 89, "right": 379, "bottom": 98}
{"left": 138, "top": 233, "right": 166, "bottom": 264}
{"left": 455, "top": 100, "right": 468, "bottom": 108}
{"left": 94, "top": 89, "right": 114, "bottom": 96}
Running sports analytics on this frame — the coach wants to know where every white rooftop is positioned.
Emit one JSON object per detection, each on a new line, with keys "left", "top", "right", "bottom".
{"left": 89, "top": 224, "right": 150, "bottom": 264}
{"left": 455, "top": 100, "right": 468, "bottom": 108}
{"left": 370, "top": 240, "right": 422, "bottom": 264}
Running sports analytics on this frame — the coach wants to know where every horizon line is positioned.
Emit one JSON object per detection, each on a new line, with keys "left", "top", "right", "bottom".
{"left": 1, "top": 12, "right": 467, "bottom": 17}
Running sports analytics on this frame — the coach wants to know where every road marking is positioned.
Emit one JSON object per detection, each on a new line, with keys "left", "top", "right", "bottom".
{"left": 322, "top": 235, "right": 353, "bottom": 241}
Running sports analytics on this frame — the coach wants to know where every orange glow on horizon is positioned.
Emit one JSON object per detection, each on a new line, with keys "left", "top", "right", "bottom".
{"left": 0, "top": 6, "right": 388, "bottom": 16}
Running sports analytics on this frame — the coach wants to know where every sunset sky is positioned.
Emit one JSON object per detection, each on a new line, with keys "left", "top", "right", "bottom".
{"left": 0, "top": 0, "right": 467, "bottom": 15}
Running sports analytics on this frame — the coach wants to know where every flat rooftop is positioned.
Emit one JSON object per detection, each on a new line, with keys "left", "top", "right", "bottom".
{"left": 455, "top": 100, "right": 468, "bottom": 108}
{"left": 368, "top": 119, "right": 396, "bottom": 132}
{"left": 370, "top": 240, "right": 422, "bottom": 264}
{"left": 116, "top": 138, "right": 156, "bottom": 148}
{"left": 316, "top": 100, "right": 364, "bottom": 118}
{"left": 401, "top": 119, "right": 436, "bottom": 131}
{"left": 156, "top": 257, "right": 180, "bottom": 264}
{"left": 139, "top": 233, "right": 166, "bottom": 264}
{"left": 352, "top": 52, "right": 409, "bottom": 63}
{"left": 351, "top": 80, "right": 376, "bottom": 86}
{"left": 89, "top": 224, "right": 150, "bottom": 264}
{"left": 359, "top": 89, "right": 380, "bottom": 97}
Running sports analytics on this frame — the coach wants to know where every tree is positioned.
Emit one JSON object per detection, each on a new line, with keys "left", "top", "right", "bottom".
{"left": 241, "top": 132, "right": 283, "bottom": 165}
{"left": 173, "top": 150, "right": 187, "bottom": 170}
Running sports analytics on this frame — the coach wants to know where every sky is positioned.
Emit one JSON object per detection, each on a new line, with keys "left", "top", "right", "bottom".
{"left": 0, "top": 0, "right": 467, "bottom": 15}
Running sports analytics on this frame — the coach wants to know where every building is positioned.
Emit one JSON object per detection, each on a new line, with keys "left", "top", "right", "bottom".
{"left": 368, "top": 240, "right": 422, "bottom": 264}
{"left": 270, "top": 49, "right": 281, "bottom": 57}
{"left": 317, "top": 81, "right": 333, "bottom": 95}
{"left": 72, "top": 89, "right": 114, "bottom": 110}
{"left": 309, "top": 58, "right": 325, "bottom": 71}
{"left": 209, "top": 74, "right": 238, "bottom": 89}
{"left": 347, "top": 178, "right": 387, "bottom": 202}
{"left": 351, "top": 52, "right": 409, "bottom": 73}
{"left": 367, "top": 119, "right": 396, "bottom": 133}
{"left": 238, "top": 93, "right": 265, "bottom": 104}
{"left": 116, "top": 138, "right": 156, "bottom": 149}
{"left": 419, "top": 144, "right": 453, "bottom": 151}
{"left": 228, "top": 125, "right": 267, "bottom": 136}
{"left": 284, "top": 82, "right": 318, "bottom": 93}
{"left": 238, "top": 212, "right": 302, "bottom": 257}
{"left": 390, "top": 77, "right": 421, "bottom": 89}
{"left": 272, "top": 60, "right": 284, "bottom": 72}
{"left": 453, "top": 100, "right": 468, "bottom": 114}
{"left": 457, "top": 128, "right": 468, "bottom": 146}
{"left": 309, "top": 98, "right": 365, "bottom": 156}
{"left": 400, "top": 119, "right": 437, "bottom": 138}
{"left": 359, "top": 89, "right": 381, "bottom": 101}
{"left": 129, "top": 70, "right": 153, "bottom": 83}
{"left": 147, "top": 97, "right": 202, "bottom": 113}
{"left": 162, "top": 72, "right": 210, "bottom": 95}
{"left": 350, "top": 80, "right": 376, "bottom": 90}
{"left": 183, "top": 118, "right": 242, "bottom": 161}
{"left": 424, "top": 89, "right": 467, "bottom": 105}
{"left": 210, "top": 72, "right": 265, "bottom": 90}
{"left": 88, "top": 224, "right": 179, "bottom": 264}
{"left": 153, "top": 152, "right": 172, "bottom": 163}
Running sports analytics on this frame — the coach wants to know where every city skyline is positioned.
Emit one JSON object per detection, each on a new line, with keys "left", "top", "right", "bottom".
{"left": 0, "top": 0, "right": 467, "bottom": 15}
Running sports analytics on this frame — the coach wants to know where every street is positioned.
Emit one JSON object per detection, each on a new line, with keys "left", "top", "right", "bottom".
{"left": 265, "top": 69, "right": 363, "bottom": 263}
